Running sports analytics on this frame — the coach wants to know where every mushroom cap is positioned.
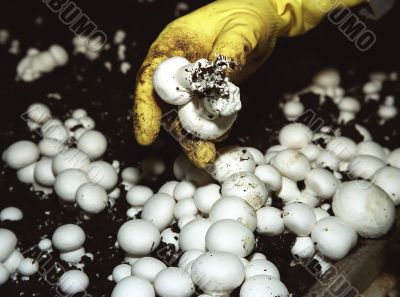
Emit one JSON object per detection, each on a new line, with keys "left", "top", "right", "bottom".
{"left": 178, "top": 97, "right": 237, "bottom": 140}
{"left": 332, "top": 181, "right": 395, "bottom": 238}
{"left": 153, "top": 57, "right": 192, "bottom": 105}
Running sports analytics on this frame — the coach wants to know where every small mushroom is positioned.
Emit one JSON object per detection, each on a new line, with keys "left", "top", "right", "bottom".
{"left": 311, "top": 217, "right": 357, "bottom": 260}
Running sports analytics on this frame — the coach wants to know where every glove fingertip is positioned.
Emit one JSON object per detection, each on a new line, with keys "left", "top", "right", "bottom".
{"left": 184, "top": 140, "right": 216, "bottom": 169}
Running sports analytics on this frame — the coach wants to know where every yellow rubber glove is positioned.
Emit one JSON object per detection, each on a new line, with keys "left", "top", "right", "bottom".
{"left": 133, "top": 0, "right": 364, "bottom": 168}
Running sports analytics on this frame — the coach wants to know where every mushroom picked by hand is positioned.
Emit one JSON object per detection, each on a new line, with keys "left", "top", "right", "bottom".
{"left": 153, "top": 56, "right": 241, "bottom": 141}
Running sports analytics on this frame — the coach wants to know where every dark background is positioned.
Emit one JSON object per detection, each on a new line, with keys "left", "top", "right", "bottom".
{"left": 0, "top": 0, "right": 399, "bottom": 296}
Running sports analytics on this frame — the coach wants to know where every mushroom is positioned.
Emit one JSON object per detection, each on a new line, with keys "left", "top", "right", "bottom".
{"left": 111, "top": 276, "right": 155, "bottom": 297}
{"left": 179, "top": 218, "right": 211, "bottom": 252}
{"left": 209, "top": 146, "right": 256, "bottom": 183}
{"left": 112, "top": 264, "right": 132, "bottom": 283}
{"left": 291, "top": 236, "right": 315, "bottom": 259}
{"left": 256, "top": 207, "right": 285, "bottom": 236}
{"left": 178, "top": 249, "right": 204, "bottom": 274}
{"left": 52, "top": 224, "right": 85, "bottom": 252}
{"left": 178, "top": 96, "right": 238, "bottom": 140}
{"left": 332, "top": 181, "right": 395, "bottom": 238}
{"left": 278, "top": 123, "right": 313, "bottom": 149}
{"left": 153, "top": 56, "right": 193, "bottom": 105}
{"left": 209, "top": 196, "right": 257, "bottom": 231}
{"left": 311, "top": 216, "right": 357, "bottom": 260}
{"left": 272, "top": 149, "right": 311, "bottom": 181}
{"left": 154, "top": 267, "right": 194, "bottom": 297}
{"left": 221, "top": 172, "right": 268, "bottom": 210}
{"left": 388, "top": 148, "right": 400, "bottom": 168}
{"left": 254, "top": 164, "right": 282, "bottom": 191}
{"left": 3, "top": 140, "right": 40, "bottom": 170}
{"left": 193, "top": 183, "right": 221, "bottom": 215}
{"left": 206, "top": 219, "right": 255, "bottom": 257}
{"left": 348, "top": 155, "right": 386, "bottom": 180}
{"left": 191, "top": 251, "right": 245, "bottom": 294}
{"left": 76, "top": 183, "right": 108, "bottom": 214}
{"left": 356, "top": 141, "right": 387, "bottom": 161}
{"left": 117, "top": 220, "right": 160, "bottom": 256}
{"left": 283, "top": 202, "right": 316, "bottom": 236}
{"left": 154, "top": 57, "right": 242, "bottom": 140}
{"left": 305, "top": 168, "right": 339, "bottom": 200}
{"left": 141, "top": 193, "right": 176, "bottom": 231}
{"left": 240, "top": 275, "right": 289, "bottom": 297}
{"left": 245, "top": 259, "right": 280, "bottom": 280}
{"left": 131, "top": 257, "right": 167, "bottom": 283}
{"left": 374, "top": 166, "right": 400, "bottom": 206}
{"left": 58, "top": 270, "right": 89, "bottom": 295}
{"left": 0, "top": 229, "right": 17, "bottom": 262}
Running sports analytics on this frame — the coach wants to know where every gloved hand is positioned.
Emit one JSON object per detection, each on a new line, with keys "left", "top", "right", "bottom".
{"left": 133, "top": 0, "right": 364, "bottom": 169}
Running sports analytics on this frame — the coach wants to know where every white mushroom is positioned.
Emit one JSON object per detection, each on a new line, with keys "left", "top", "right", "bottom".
{"left": 153, "top": 57, "right": 194, "bottom": 105}
{"left": 111, "top": 276, "right": 155, "bottom": 297}
{"left": 332, "top": 181, "right": 395, "bottom": 238}
{"left": 256, "top": 207, "right": 285, "bottom": 236}
{"left": 221, "top": 172, "right": 267, "bottom": 210}
{"left": 312, "top": 68, "right": 340, "bottom": 88}
{"left": 193, "top": 184, "right": 221, "bottom": 214}
{"left": 54, "top": 169, "right": 88, "bottom": 202}
{"left": 387, "top": 148, "right": 400, "bottom": 168}
{"left": 126, "top": 185, "right": 154, "bottom": 207}
{"left": 356, "top": 141, "right": 387, "bottom": 161}
{"left": 209, "top": 196, "right": 257, "bottom": 231}
{"left": 245, "top": 147, "right": 265, "bottom": 165}
{"left": 191, "top": 251, "right": 245, "bottom": 294}
{"left": 206, "top": 219, "right": 255, "bottom": 257}
{"left": 76, "top": 183, "right": 108, "bottom": 214}
{"left": 374, "top": 166, "right": 400, "bottom": 206}
{"left": 326, "top": 136, "right": 357, "bottom": 161}
{"left": 178, "top": 97, "right": 237, "bottom": 140}
{"left": 291, "top": 236, "right": 315, "bottom": 259}
{"left": 311, "top": 216, "right": 357, "bottom": 260}
{"left": 348, "top": 155, "right": 386, "bottom": 180}
{"left": 178, "top": 249, "right": 204, "bottom": 274}
{"left": 154, "top": 267, "right": 194, "bottom": 297}
{"left": 274, "top": 150, "right": 311, "bottom": 182}
{"left": 278, "top": 123, "right": 313, "bottom": 149}
{"left": 112, "top": 264, "right": 132, "bottom": 283}
{"left": 3, "top": 140, "right": 40, "bottom": 169}
{"left": 117, "top": 220, "right": 160, "bottom": 256}
{"left": 179, "top": 218, "right": 211, "bottom": 252}
{"left": 277, "top": 177, "right": 301, "bottom": 203}
{"left": 58, "top": 270, "right": 89, "bottom": 295}
{"left": 209, "top": 146, "right": 256, "bottom": 183}
{"left": 131, "top": 257, "right": 167, "bottom": 283}
{"left": 240, "top": 275, "right": 289, "bottom": 297}
{"left": 0, "top": 228, "right": 17, "bottom": 262}
{"left": 245, "top": 259, "right": 280, "bottom": 280}
{"left": 52, "top": 224, "right": 85, "bottom": 252}
{"left": 141, "top": 193, "right": 176, "bottom": 231}
{"left": 254, "top": 164, "right": 282, "bottom": 191}
{"left": 283, "top": 202, "right": 316, "bottom": 236}
{"left": 305, "top": 168, "right": 339, "bottom": 200}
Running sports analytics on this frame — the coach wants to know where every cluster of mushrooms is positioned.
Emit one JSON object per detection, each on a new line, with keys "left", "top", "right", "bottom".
{"left": 153, "top": 56, "right": 242, "bottom": 140}
{"left": 0, "top": 64, "right": 399, "bottom": 297}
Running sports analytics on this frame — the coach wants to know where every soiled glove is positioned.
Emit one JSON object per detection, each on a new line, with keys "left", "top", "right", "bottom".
{"left": 133, "top": 0, "right": 364, "bottom": 168}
